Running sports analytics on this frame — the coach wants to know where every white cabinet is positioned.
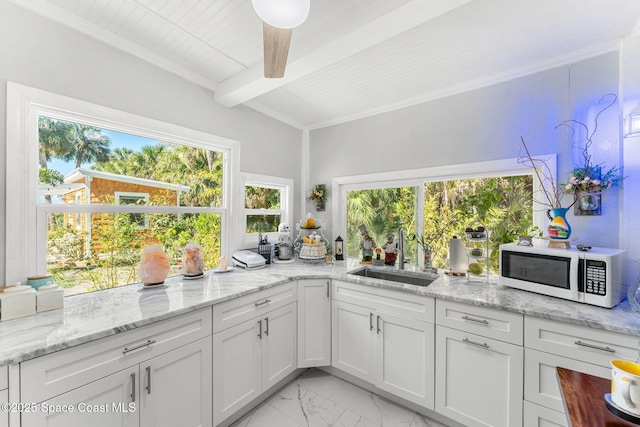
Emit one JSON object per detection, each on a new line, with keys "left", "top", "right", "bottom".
{"left": 140, "top": 337, "right": 212, "bottom": 427}
{"left": 331, "top": 280, "right": 435, "bottom": 409}
{"left": 212, "top": 300, "right": 297, "bottom": 425}
{"left": 0, "top": 367, "right": 7, "bottom": 427}
{"left": 523, "top": 316, "right": 638, "bottom": 424}
{"left": 22, "top": 366, "right": 139, "bottom": 427}
{"left": 332, "top": 300, "right": 376, "bottom": 382}
{"left": 523, "top": 401, "right": 568, "bottom": 427}
{"left": 20, "top": 308, "right": 213, "bottom": 427}
{"left": 22, "top": 337, "right": 213, "bottom": 427}
{"left": 435, "top": 300, "right": 523, "bottom": 427}
{"left": 297, "top": 279, "right": 331, "bottom": 367}
{"left": 376, "top": 310, "right": 434, "bottom": 406}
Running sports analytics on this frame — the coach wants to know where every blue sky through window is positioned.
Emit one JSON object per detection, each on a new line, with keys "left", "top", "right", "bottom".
{"left": 46, "top": 129, "right": 159, "bottom": 177}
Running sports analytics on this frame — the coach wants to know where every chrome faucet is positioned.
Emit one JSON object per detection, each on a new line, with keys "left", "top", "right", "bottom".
{"left": 397, "top": 228, "right": 405, "bottom": 270}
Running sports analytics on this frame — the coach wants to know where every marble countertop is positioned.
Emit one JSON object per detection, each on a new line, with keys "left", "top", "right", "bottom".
{"left": 2, "top": 259, "right": 640, "bottom": 367}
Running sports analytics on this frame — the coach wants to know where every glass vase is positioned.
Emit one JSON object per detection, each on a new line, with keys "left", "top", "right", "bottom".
{"left": 574, "top": 192, "right": 602, "bottom": 216}
{"left": 422, "top": 248, "right": 432, "bottom": 270}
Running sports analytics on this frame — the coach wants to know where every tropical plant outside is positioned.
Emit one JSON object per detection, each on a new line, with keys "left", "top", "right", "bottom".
{"left": 346, "top": 175, "right": 534, "bottom": 273}
{"left": 245, "top": 186, "right": 281, "bottom": 233}
{"left": 39, "top": 116, "right": 223, "bottom": 295}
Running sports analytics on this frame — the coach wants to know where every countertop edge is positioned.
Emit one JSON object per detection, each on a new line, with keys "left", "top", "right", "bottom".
{"left": 2, "top": 263, "right": 640, "bottom": 367}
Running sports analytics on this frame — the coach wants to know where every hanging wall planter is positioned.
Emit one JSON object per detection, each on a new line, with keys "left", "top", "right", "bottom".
{"left": 307, "top": 184, "right": 327, "bottom": 211}
{"left": 574, "top": 192, "right": 602, "bottom": 216}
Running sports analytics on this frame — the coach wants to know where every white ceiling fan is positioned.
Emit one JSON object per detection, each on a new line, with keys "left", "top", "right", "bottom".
{"left": 252, "top": 0, "right": 310, "bottom": 78}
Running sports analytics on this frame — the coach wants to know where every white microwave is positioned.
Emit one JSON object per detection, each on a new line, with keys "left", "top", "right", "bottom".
{"left": 499, "top": 243, "right": 626, "bottom": 308}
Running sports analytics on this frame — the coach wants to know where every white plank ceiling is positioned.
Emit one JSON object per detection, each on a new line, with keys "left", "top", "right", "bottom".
{"left": 11, "top": 0, "right": 640, "bottom": 129}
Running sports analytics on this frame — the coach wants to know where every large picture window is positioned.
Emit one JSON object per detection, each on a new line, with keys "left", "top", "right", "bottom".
{"left": 335, "top": 158, "right": 549, "bottom": 274}
{"left": 7, "top": 83, "right": 239, "bottom": 295}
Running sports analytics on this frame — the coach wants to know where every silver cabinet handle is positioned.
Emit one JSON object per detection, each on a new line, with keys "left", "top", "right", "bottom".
{"left": 376, "top": 315, "right": 381, "bottom": 334}
{"left": 255, "top": 299, "right": 271, "bottom": 307}
{"left": 264, "top": 317, "right": 269, "bottom": 336}
{"left": 574, "top": 340, "right": 616, "bottom": 353}
{"left": 257, "top": 320, "right": 263, "bottom": 339}
{"left": 326, "top": 281, "right": 330, "bottom": 298}
{"left": 131, "top": 372, "right": 136, "bottom": 402}
{"left": 369, "top": 313, "right": 374, "bottom": 331}
{"left": 462, "top": 315, "right": 489, "bottom": 325}
{"left": 145, "top": 366, "right": 151, "bottom": 394}
{"left": 462, "top": 338, "right": 490, "bottom": 349}
{"left": 123, "top": 339, "right": 156, "bottom": 354}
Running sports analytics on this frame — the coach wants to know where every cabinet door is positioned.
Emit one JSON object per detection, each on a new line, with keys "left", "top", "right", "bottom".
{"left": 524, "top": 348, "right": 609, "bottom": 413}
{"left": 435, "top": 326, "right": 523, "bottom": 427}
{"left": 141, "top": 336, "right": 212, "bottom": 427}
{"left": 297, "top": 279, "right": 331, "bottom": 367}
{"left": 212, "top": 318, "right": 261, "bottom": 425}
{"left": 22, "top": 366, "right": 139, "bottom": 427}
{"left": 262, "top": 303, "right": 297, "bottom": 390}
{"left": 375, "top": 312, "right": 434, "bottom": 409}
{"left": 331, "top": 301, "right": 375, "bottom": 383}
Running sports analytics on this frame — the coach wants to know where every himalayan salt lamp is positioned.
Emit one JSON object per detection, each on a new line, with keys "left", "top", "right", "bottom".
{"left": 182, "top": 242, "right": 205, "bottom": 277}
{"left": 139, "top": 245, "right": 171, "bottom": 286}
{"left": 218, "top": 256, "right": 228, "bottom": 271}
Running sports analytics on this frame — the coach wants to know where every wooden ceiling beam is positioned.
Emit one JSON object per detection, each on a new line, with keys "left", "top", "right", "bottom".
{"left": 214, "top": 0, "right": 471, "bottom": 107}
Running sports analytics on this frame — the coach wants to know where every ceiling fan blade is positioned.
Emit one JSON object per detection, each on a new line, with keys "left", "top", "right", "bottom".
{"left": 262, "top": 22, "right": 293, "bottom": 78}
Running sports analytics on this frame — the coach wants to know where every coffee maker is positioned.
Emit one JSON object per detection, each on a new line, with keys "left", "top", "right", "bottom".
{"left": 274, "top": 223, "right": 294, "bottom": 263}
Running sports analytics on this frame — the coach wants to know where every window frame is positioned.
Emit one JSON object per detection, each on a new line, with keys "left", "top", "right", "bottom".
{"left": 331, "top": 157, "right": 556, "bottom": 262}
{"left": 6, "top": 82, "right": 241, "bottom": 285}
{"left": 115, "top": 191, "right": 150, "bottom": 229}
{"left": 240, "top": 173, "right": 294, "bottom": 249}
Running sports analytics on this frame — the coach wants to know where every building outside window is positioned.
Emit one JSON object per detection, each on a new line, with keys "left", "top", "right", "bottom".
{"left": 7, "top": 83, "right": 238, "bottom": 296}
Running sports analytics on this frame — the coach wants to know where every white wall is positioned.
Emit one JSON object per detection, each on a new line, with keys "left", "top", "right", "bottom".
{"left": 310, "top": 52, "right": 625, "bottom": 252}
{"left": 621, "top": 37, "right": 640, "bottom": 282}
{"left": 0, "top": 1, "right": 302, "bottom": 282}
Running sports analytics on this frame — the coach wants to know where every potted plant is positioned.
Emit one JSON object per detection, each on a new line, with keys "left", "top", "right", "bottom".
{"left": 307, "top": 184, "right": 327, "bottom": 211}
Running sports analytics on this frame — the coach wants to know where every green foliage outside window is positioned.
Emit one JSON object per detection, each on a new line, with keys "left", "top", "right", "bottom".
{"left": 39, "top": 116, "right": 224, "bottom": 295}
{"left": 346, "top": 175, "right": 534, "bottom": 273}
{"left": 245, "top": 186, "right": 282, "bottom": 233}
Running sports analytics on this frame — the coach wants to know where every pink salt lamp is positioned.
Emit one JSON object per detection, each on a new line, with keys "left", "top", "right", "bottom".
{"left": 139, "top": 245, "right": 171, "bottom": 286}
{"left": 182, "top": 242, "right": 205, "bottom": 277}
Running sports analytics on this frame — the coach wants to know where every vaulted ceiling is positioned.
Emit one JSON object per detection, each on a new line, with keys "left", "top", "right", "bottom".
{"left": 11, "top": 0, "right": 640, "bottom": 129}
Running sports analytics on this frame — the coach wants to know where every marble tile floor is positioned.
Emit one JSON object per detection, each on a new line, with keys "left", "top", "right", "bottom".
{"left": 230, "top": 369, "right": 449, "bottom": 427}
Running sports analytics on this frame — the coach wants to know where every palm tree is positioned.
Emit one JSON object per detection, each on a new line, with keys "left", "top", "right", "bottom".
{"left": 63, "top": 124, "right": 111, "bottom": 168}
{"left": 38, "top": 117, "right": 74, "bottom": 169}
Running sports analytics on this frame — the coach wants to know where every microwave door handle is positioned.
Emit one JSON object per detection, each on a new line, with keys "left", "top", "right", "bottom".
{"left": 570, "top": 256, "right": 580, "bottom": 301}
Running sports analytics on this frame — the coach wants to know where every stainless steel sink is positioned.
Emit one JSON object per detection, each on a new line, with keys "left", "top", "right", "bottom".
{"left": 347, "top": 267, "right": 437, "bottom": 287}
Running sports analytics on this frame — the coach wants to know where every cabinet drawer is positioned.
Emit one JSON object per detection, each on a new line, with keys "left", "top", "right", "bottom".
{"left": 332, "top": 280, "right": 434, "bottom": 323}
{"left": 525, "top": 317, "right": 639, "bottom": 367}
{"left": 21, "top": 307, "right": 212, "bottom": 404}
{"left": 212, "top": 283, "right": 296, "bottom": 333}
{"left": 523, "top": 401, "right": 568, "bottom": 427}
{"left": 436, "top": 300, "right": 523, "bottom": 345}
{"left": 0, "top": 366, "right": 7, "bottom": 390}
{"left": 524, "top": 348, "right": 609, "bottom": 413}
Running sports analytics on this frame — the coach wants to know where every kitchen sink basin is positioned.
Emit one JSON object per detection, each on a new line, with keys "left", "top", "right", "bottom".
{"left": 347, "top": 267, "right": 437, "bottom": 287}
